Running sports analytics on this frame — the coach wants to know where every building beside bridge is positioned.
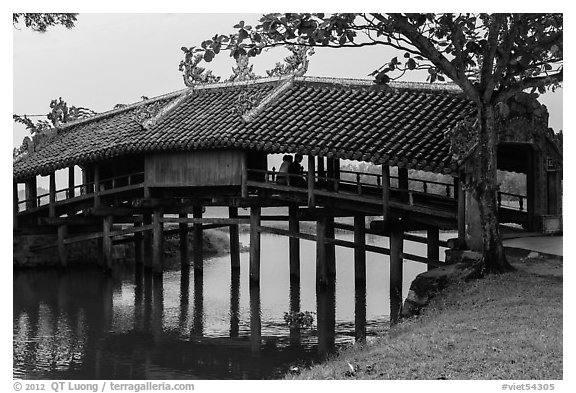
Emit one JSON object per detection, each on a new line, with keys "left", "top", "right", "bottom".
{"left": 13, "top": 75, "right": 562, "bottom": 322}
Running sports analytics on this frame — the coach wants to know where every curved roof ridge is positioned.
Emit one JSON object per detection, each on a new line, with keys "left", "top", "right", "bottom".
{"left": 57, "top": 87, "right": 191, "bottom": 131}
{"left": 295, "top": 76, "right": 462, "bottom": 93}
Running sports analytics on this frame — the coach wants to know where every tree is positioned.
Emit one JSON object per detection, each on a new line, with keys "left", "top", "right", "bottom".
{"left": 13, "top": 13, "right": 77, "bottom": 32}
{"left": 183, "top": 13, "right": 562, "bottom": 273}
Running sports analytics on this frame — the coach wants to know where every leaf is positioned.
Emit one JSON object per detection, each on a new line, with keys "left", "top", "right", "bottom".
{"left": 407, "top": 58, "right": 416, "bottom": 70}
{"left": 203, "top": 50, "right": 215, "bottom": 62}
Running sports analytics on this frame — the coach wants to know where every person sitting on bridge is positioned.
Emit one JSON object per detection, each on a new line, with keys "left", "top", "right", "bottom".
{"left": 288, "top": 153, "right": 306, "bottom": 187}
{"left": 276, "top": 154, "right": 293, "bottom": 185}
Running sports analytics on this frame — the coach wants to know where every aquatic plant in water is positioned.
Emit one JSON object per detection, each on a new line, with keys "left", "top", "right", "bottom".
{"left": 283, "top": 311, "right": 315, "bottom": 329}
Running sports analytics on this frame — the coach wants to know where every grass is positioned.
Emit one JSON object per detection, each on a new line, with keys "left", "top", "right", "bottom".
{"left": 287, "top": 269, "right": 562, "bottom": 380}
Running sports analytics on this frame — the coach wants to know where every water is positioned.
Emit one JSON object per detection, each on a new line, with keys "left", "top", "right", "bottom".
{"left": 13, "top": 232, "right": 445, "bottom": 379}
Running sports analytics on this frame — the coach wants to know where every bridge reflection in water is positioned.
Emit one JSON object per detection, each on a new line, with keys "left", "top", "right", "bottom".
{"left": 16, "top": 231, "right": 428, "bottom": 380}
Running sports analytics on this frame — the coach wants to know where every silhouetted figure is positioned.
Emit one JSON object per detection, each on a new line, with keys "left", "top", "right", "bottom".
{"left": 288, "top": 153, "right": 306, "bottom": 187}
{"left": 276, "top": 155, "right": 293, "bottom": 185}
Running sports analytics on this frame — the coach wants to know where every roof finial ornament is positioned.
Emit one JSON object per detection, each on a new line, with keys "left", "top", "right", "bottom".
{"left": 228, "top": 54, "right": 258, "bottom": 82}
{"left": 179, "top": 49, "right": 221, "bottom": 86}
{"left": 266, "top": 42, "right": 314, "bottom": 77}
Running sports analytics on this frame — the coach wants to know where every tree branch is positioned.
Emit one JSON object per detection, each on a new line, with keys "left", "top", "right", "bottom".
{"left": 495, "top": 69, "right": 563, "bottom": 103}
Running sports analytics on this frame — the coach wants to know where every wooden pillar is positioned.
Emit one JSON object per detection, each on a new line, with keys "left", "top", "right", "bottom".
{"left": 526, "top": 149, "right": 535, "bottom": 230}
{"left": 249, "top": 206, "right": 261, "bottom": 283}
{"left": 389, "top": 220, "right": 403, "bottom": 324}
{"left": 398, "top": 167, "right": 409, "bottom": 202}
{"left": 327, "top": 157, "right": 335, "bottom": 191}
{"left": 316, "top": 215, "right": 328, "bottom": 287}
{"left": 382, "top": 165, "right": 390, "bottom": 221}
{"left": 427, "top": 226, "right": 439, "bottom": 271}
{"left": 152, "top": 210, "right": 164, "bottom": 274}
{"left": 49, "top": 172, "right": 56, "bottom": 218}
{"left": 179, "top": 213, "right": 189, "bottom": 267}
{"left": 288, "top": 204, "right": 300, "bottom": 281}
{"left": 229, "top": 206, "right": 241, "bottom": 270}
{"left": 192, "top": 272, "right": 204, "bottom": 337}
{"left": 317, "top": 156, "right": 325, "bottom": 188}
{"left": 325, "top": 211, "right": 336, "bottom": 277}
{"left": 93, "top": 165, "right": 101, "bottom": 208}
{"left": 68, "top": 166, "right": 75, "bottom": 199}
{"left": 453, "top": 176, "right": 459, "bottom": 200}
{"left": 143, "top": 213, "right": 153, "bottom": 268}
{"left": 355, "top": 279, "right": 367, "bottom": 342}
{"left": 25, "top": 177, "right": 37, "bottom": 209}
{"left": 57, "top": 225, "right": 68, "bottom": 267}
{"left": 13, "top": 182, "right": 18, "bottom": 229}
{"left": 249, "top": 284, "right": 261, "bottom": 356}
{"left": 458, "top": 175, "right": 466, "bottom": 245}
{"left": 241, "top": 154, "right": 248, "bottom": 198}
{"left": 193, "top": 206, "right": 203, "bottom": 272}
{"left": 307, "top": 155, "right": 316, "bottom": 208}
{"left": 334, "top": 158, "right": 340, "bottom": 191}
{"left": 102, "top": 215, "right": 113, "bottom": 270}
{"left": 134, "top": 221, "right": 143, "bottom": 265}
{"left": 289, "top": 280, "right": 301, "bottom": 346}
{"left": 354, "top": 214, "right": 366, "bottom": 282}
{"left": 229, "top": 269, "right": 240, "bottom": 337}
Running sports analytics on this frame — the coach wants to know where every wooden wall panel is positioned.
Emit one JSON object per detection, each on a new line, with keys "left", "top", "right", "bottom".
{"left": 145, "top": 150, "right": 244, "bottom": 187}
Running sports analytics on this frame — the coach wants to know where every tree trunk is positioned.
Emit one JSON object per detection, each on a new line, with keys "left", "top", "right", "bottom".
{"left": 475, "top": 103, "right": 515, "bottom": 273}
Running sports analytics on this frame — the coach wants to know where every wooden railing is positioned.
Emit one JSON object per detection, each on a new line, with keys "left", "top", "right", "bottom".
{"left": 498, "top": 191, "right": 526, "bottom": 211}
{"left": 17, "top": 171, "right": 145, "bottom": 212}
{"left": 249, "top": 168, "right": 456, "bottom": 203}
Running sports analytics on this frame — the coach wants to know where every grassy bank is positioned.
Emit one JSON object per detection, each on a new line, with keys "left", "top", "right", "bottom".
{"left": 287, "top": 268, "right": 562, "bottom": 380}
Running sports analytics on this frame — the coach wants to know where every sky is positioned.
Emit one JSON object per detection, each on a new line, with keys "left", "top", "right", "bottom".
{"left": 12, "top": 12, "right": 564, "bottom": 149}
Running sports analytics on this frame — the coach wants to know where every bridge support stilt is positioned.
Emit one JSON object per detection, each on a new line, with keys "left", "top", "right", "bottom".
{"left": 229, "top": 206, "right": 240, "bottom": 271}
{"left": 143, "top": 213, "right": 152, "bottom": 268}
{"left": 57, "top": 225, "right": 68, "bottom": 268}
{"left": 289, "top": 204, "right": 300, "bottom": 282}
{"left": 316, "top": 215, "right": 328, "bottom": 287}
{"left": 427, "top": 226, "right": 439, "bottom": 271}
{"left": 389, "top": 220, "right": 403, "bottom": 325}
{"left": 354, "top": 214, "right": 366, "bottom": 282}
{"left": 249, "top": 206, "right": 261, "bottom": 283}
{"left": 193, "top": 206, "right": 203, "bottom": 272}
{"left": 179, "top": 213, "right": 189, "bottom": 267}
{"left": 249, "top": 284, "right": 261, "bottom": 356}
{"left": 152, "top": 210, "right": 164, "bottom": 274}
{"left": 325, "top": 210, "right": 336, "bottom": 278}
{"left": 134, "top": 221, "right": 143, "bottom": 265}
{"left": 103, "top": 215, "right": 113, "bottom": 270}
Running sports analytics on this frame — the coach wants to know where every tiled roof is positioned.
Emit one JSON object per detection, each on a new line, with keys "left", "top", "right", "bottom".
{"left": 13, "top": 76, "right": 476, "bottom": 181}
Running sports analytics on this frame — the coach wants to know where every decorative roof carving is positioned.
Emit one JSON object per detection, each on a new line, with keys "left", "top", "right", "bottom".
{"left": 266, "top": 44, "right": 314, "bottom": 77}
{"left": 228, "top": 55, "right": 258, "bottom": 82}
{"left": 180, "top": 52, "right": 221, "bottom": 86}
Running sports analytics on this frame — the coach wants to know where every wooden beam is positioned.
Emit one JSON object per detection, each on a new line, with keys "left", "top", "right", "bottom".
{"left": 229, "top": 206, "right": 241, "bottom": 270}
{"left": 382, "top": 165, "right": 390, "bottom": 221}
{"left": 193, "top": 206, "right": 203, "bottom": 272}
{"left": 103, "top": 215, "right": 113, "bottom": 270}
{"left": 354, "top": 214, "right": 366, "bottom": 282}
{"left": 427, "top": 226, "right": 439, "bottom": 271}
{"left": 161, "top": 217, "right": 250, "bottom": 225}
{"left": 307, "top": 155, "right": 316, "bottom": 208}
{"left": 249, "top": 206, "right": 261, "bottom": 283}
{"left": 289, "top": 204, "right": 300, "bottom": 281}
{"left": 389, "top": 221, "right": 403, "bottom": 325}
{"left": 49, "top": 172, "right": 56, "bottom": 218}
{"left": 152, "top": 210, "right": 164, "bottom": 274}
{"left": 179, "top": 213, "right": 189, "bottom": 267}
{"left": 57, "top": 225, "right": 68, "bottom": 267}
